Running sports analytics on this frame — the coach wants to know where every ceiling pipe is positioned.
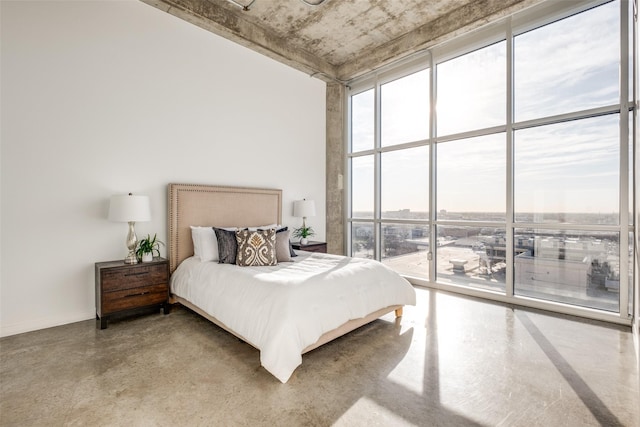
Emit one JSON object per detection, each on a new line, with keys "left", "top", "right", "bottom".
{"left": 226, "top": 0, "right": 256, "bottom": 11}
{"left": 226, "top": 0, "right": 326, "bottom": 12}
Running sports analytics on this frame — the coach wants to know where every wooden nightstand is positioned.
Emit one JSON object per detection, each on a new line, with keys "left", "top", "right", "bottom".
{"left": 95, "top": 258, "right": 169, "bottom": 329}
{"left": 291, "top": 241, "right": 327, "bottom": 253}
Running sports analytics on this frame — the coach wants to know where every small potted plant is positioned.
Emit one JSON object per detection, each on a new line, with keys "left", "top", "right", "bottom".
{"left": 136, "top": 233, "right": 164, "bottom": 262}
{"left": 293, "top": 226, "right": 315, "bottom": 245}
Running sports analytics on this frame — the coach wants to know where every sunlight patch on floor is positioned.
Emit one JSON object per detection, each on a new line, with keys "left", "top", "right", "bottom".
{"left": 386, "top": 340, "right": 425, "bottom": 396}
{"left": 333, "top": 396, "right": 412, "bottom": 427}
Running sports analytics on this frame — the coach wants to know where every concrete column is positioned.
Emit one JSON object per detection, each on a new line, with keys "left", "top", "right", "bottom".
{"left": 326, "top": 83, "right": 346, "bottom": 255}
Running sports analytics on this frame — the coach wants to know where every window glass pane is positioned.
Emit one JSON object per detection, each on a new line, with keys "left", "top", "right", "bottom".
{"left": 514, "top": 228, "right": 620, "bottom": 312}
{"left": 514, "top": 115, "right": 619, "bottom": 225}
{"left": 382, "top": 224, "right": 429, "bottom": 278}
{"left": 381, "top": 69, "right": 430, "bottom": 147}
{"left": 382, "top": 146, "right": 429, "bottom": 220}
{"left": 436, "top": 225, "right": 507, "bottom": 292}
{"left": 351, "top": 89, "right": 375, "bottom": 152}
{"left": 436, "top": 41, "right": 506, "bottom": 136}
{"left": 437, "top": 134, "right": 505, "bottom": 220}
{"left": 351, "top": 156, "right": 374, "bottom": 219}
{"left": 351, "top": 223, "right": 374, "bottom": 259}
{"left": 514, "top": 1, "right": 619, "bottom": 122}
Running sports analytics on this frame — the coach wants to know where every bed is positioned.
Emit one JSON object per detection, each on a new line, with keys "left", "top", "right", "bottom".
{"left": 167, "top": 183, "right": 416, "bottom": 383}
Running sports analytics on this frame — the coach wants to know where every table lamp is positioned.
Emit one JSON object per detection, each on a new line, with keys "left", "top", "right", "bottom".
{"left": 108, "top": 193, "right": 151, "bottom": 264}
{"left": 293, "top": 199, "right": 316, "bottom": 244}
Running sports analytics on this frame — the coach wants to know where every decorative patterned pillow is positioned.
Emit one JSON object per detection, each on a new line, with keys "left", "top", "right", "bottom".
{"left": 214, "top": 227, "right": 239, "bottom": 264}
{"left": 236, "top": 229, "right": 277, "bottom": 267}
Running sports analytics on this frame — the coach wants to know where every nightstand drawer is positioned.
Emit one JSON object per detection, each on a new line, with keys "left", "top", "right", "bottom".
{"left": 101, "top": 264, "right": 167, "bottom": 292}
{"left": 102, "top": 284, "right": 168, "bottom": 313}
{"left": 292, "top": 241, "right": 327, "bottom": 253}
{"left": 301, "top": 244, "right": 326, "bottom": 253}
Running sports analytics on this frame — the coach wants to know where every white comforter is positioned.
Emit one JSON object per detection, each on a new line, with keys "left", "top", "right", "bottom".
{"left": 170, "top": 252, "right": 416, "bottom": 383}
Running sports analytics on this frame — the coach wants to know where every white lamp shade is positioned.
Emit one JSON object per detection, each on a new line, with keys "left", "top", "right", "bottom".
{"left": 108, "top": 194, "right": 151, "bottom": 222}
{"left": 293, "top": 199, "right": 316, "bottom": 218}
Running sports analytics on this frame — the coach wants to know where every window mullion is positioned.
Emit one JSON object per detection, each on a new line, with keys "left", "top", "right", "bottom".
{"left": 619, "top": 0, "right": 631, "bottom": 317}
{"left": 506, "top": 18, "right": 515, "bottom": 298}
{"left": 374, "top": 82, "right": 382, "bottom": 261}
{"left": 429, "top": 54, "right": 438, "bottom": 284}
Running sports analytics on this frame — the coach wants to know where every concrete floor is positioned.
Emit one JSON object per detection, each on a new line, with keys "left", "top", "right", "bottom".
{"left": 1, "top": 288, "right": 638, "bottom": 427}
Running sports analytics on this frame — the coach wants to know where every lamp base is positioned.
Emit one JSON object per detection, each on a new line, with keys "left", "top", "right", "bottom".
{"left": 124, "top": 221, "right": 138, "bottom": 264}
{"left": 124, "top": 251, "right": 138, "bottom": 264}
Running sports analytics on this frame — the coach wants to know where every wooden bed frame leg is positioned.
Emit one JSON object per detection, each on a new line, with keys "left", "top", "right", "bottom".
{"left": 395, "top": 307, "right": 403, "bottom": 318}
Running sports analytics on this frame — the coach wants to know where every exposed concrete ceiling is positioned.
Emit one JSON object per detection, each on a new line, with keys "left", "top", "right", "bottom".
{"left": 142, "top": 0, "right": 541, "bottom": 83}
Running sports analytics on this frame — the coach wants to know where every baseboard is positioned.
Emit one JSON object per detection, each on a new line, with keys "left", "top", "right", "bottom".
{"left": 0, "top": 311, "right": 95, "bottom": 338}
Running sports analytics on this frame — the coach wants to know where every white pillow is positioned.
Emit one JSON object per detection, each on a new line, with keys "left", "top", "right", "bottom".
{"left": 190, "top": 226, "right": 219, "bottom": 262}
{"left": 190, "top": 226, "right": 202, "bottom": 258}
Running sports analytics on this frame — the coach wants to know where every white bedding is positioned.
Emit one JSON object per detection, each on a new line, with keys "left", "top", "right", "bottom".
{"left": 170, "top": 252, "right": 416, "bottom": 383}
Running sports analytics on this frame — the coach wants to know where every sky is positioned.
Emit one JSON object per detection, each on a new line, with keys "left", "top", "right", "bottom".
{"left": 350, "top": 0, "right": 625, "bottom": 218}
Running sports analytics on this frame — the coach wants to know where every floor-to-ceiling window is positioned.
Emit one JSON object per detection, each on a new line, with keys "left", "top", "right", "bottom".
{"left": 435, "top": 40, "right": 507, "bottom": 294}
{"left": 350, "top": 67, "right": 431, "bottom": 280}
{"left": 347, "top": 0, "right": 635, "bottom": 324}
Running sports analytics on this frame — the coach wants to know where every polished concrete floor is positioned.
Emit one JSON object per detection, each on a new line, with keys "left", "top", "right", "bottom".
{"left": 1, "top": 288, "right": 639, "bottom": 426}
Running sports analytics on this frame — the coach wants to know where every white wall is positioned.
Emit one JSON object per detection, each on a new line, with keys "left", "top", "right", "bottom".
{"left": 0, "top": 0, "right": 326, "bottom": 336}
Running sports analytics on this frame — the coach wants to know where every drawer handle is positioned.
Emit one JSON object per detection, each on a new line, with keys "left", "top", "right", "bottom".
{"left": 125, "top": 291, "right": 149, "bottom": 297}
{"left": 125, "top": 271, "right": 149, "bottom": 277}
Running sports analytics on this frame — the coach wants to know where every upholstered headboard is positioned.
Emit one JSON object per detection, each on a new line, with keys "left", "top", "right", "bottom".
{"left": 167, "top": 184, "right": 283, "bottom": 273}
